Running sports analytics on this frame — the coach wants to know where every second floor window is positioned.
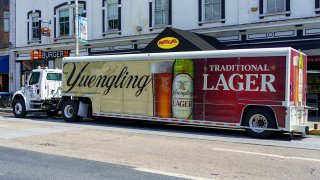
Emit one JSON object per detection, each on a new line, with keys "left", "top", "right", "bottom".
{"left": 107, "top": 1, "right": 119, "bottom": 30}
{"left": 3, "top": 11, "right": 9, "bottom": 32}
{"left": 267, "top": 0, "right": 285, "bottom": 13}
{"left": 59, "top": 9, "right": 70, "bottom": 36}
{"left": 204, "top": 0, "right": 221, "bottom": 21}
{"left": 155, "top": 0, "right": 169, "bottom": 26}
{"left": 32, "top": 17, "right": 40, "bottom": 39}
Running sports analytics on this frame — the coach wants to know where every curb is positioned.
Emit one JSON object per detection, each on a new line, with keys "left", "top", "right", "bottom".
{"left": 1, "top": 107, "right": 319, "bottom": 136}
{"left": 309, "top": 129, "right": 320, "bottom": 135}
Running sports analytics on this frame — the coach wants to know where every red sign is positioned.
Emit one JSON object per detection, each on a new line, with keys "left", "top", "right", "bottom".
{"left": 30, "top": 50, "right": 43, "bottom": 60}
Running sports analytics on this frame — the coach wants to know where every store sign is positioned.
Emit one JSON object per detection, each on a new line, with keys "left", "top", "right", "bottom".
{"left": 31, "top": 50, "right": 70, "bottom": 60}
{"left": 307, "top": 56, "right": 320, "bottom": 70}
{"left": 157, "top": 37, "right": 179, "bottom": 49}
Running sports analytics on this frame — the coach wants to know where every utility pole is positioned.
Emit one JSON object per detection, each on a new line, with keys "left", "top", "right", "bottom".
{"left": 75, "top": 0, "right": 79, "bottom": 56}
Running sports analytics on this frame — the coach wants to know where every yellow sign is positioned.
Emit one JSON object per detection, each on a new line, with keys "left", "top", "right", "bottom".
{"left": 157, "top": 37, "right": 179, "bottom": 49}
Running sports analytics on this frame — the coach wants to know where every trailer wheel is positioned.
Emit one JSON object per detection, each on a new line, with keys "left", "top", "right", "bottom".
{"left": 13, "top": 99, "right": 27, "bottom": 118}
{"left": 243, "top": 108, "right": 276, "bottom": 138}
{"left": 62, "top": 100, "right": 83, "bottom": 122}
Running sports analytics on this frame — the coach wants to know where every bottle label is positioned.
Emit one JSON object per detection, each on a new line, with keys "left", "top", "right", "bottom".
{"left": 172, "top": 74, "right": 193, "bottom": 119}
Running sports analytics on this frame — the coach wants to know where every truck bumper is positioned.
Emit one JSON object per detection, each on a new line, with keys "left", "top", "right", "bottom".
{"left": 291, "top": 125, "right": 309, "bottom": 134}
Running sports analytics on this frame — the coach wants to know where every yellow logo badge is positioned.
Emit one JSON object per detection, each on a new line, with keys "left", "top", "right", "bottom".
{"left": 157, "top": 37, "right": 179, "bottom": 49}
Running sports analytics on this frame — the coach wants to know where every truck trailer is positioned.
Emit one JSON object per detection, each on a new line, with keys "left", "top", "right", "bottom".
{"left": 12, "top": 47, "right": 309, "bottom": 138}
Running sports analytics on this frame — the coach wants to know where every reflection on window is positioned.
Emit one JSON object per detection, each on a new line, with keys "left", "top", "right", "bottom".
{"left": 32, "top": 16, "right": 40, "bottom": 39}
{"left": 29, "top": 72, "right": 40, "bottom": 85}
{"left": 59, "top": 9, "right": 70, "bottom": 36}
{"left": 3, "top": 11, "right": 9, "bottom": 32}
{"left": 107, "top": 2, "right": 119, "bottom": 30}
{"left": 155, "top": 0, "right": 169, "bottom": 26}
{"left": 47, "top": 73, "right": 62, "bottom": 81}
{"left": 267, "top": 0, "right": 285, "bottom": 13}
{"left": 204, "top": 0, "right": 221, "bottom": 20}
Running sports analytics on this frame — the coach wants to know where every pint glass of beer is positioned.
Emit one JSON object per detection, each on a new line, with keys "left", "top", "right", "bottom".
{"left": 152, "top": 61, "right": 174, "bottom": 118}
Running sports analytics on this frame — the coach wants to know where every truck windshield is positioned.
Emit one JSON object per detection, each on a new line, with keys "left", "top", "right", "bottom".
{"left": 47, "top": 73, "right": 62, "bottom": 81}
{"left": 29, "top": 72, "right": 40, "bottom": 85}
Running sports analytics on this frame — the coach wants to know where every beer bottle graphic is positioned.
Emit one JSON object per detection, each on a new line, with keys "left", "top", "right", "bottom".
{"left": 172, "top": 59, "right": 194, "bottom": 119}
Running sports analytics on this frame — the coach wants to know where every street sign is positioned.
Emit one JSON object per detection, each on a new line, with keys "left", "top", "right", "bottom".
{"left": 78, "top": 16, "right": 88, "bottom": 43}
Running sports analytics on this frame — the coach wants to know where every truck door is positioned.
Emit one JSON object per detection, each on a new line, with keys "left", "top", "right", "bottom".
{"left": 45, "top": 73, "right": 62, "bottom": 99}
{"left": 26, "top": 71, "right": 41, "bottom": 101}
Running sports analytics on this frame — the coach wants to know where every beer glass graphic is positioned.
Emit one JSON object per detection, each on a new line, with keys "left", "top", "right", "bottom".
{"left": 152, "top": 61, "right": 174, "bottom": 118}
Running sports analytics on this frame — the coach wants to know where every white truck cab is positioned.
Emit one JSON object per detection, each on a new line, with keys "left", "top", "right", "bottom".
{"left": 12, "top": 67, "right": 62, "bottom": 118}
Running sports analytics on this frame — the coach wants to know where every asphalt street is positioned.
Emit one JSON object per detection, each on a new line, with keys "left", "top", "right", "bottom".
{"left": 0, "top": 113, "right": 319, "bottom": 179}
{"left": 0, "top": 146, "right": 188, "bottom": 180}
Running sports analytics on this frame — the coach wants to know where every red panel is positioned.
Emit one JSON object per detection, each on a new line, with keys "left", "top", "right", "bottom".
{"left": 238, "top": 57, "right": 286, "bottom": 101}
{"left": 193, "top": 59, "right": 206, "bottom": 120}
{"left": 204, "top": 58, "right": 238, "bottom": 122}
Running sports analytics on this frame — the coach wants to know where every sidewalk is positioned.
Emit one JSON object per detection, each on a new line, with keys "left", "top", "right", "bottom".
{"left": 1, "top": 107, "right": 319, "bottom": 135}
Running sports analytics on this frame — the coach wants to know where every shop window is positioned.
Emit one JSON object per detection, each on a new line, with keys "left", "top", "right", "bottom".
{"left": 32, "top": 16, "right": 40, "bottom": 39}
{"left": 3, "top": 11, "right": 9, "bottom": 32}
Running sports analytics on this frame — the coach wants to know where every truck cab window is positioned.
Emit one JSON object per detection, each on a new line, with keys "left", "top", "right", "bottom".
{"left": 47, "top": 73, "right": 62, "bottom": 81}
{"left": 29, "top": 72, "right": 40, "bottom": 85}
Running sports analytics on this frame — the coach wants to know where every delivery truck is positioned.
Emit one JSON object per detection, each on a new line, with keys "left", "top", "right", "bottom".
{"left": 12, "top": 47, "right": 309, "bottom": 138}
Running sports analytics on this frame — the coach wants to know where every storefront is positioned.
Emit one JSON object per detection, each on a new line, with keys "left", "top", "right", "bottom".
{"left": 0, "top": 55, "right": 9, "bottom": 92}
{"left": 18, "top": 50, "right": 70, "bottom": 86}
{"left": 307, "top": 56, "right": 320, "bottom": 117}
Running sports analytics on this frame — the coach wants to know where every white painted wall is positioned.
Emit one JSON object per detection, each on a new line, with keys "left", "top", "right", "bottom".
{"left": 14, "top": 0, "right": 320, "bottom": 47}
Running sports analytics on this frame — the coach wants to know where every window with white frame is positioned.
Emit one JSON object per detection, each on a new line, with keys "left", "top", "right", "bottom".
{"left": 31, "top": 16, "right": 40, "bottom": 39}
{"left": 106, "top": 1, "right": 119, "bottom": 30}
{"left": 203, "top": 0, "right": 221, "bottom": 21}
{"left": 266, "top": 0, "right": 285, "bottom": 13}
{"left": 59, "top": 9, "right": 70, "bottom": 36}
{"left": 56, "top": 3, "right": 85, "bottom": 37}
{"left": 3, "top": 11, "right": 9, "bottom": 32}
{"left": 155, "top": 0, "right": 169, "bottom": 26}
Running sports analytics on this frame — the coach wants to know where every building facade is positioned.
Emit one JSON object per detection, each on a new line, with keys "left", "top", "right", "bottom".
{"left": 0, "top": 0, "right": 9, "bottom": 92}
{"left": 9, "top": 0, "right": 320, "bottom": 112}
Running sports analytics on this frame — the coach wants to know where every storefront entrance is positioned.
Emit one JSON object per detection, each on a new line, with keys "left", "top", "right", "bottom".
{"left": 307, "top": 56, "right": 320, "bottom": 119}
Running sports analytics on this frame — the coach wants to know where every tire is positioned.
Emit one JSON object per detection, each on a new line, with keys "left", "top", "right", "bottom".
{"left": 243, "top": 108, "right": 276, "bottom": 138}
{"left": 62, "top": 100, "right": 83, "bottom": 122}
{"left": 13, "top": 99, "right": 27, "bottom": 118}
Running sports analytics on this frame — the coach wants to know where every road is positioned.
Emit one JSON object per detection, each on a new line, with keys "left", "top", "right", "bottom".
{"left": 0, "top": 113, "right": 319, "bottom": 179}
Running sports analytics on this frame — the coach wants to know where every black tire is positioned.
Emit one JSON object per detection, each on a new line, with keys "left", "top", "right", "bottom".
{"left": 243, "top": 108, "right": 276, "bottom": 138}
{"left": 62, "top": 100, "right": 83, "bottom": 122}
{"left": 12, "top": 99, "right": 27, "bottom": 118}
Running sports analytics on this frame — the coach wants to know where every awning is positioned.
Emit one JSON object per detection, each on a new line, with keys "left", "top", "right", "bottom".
{"left": 0, "top": 55, "right": 9, "bottom": 74}
{"left": 142, "top": 27, "right": 225, "bottom": 53}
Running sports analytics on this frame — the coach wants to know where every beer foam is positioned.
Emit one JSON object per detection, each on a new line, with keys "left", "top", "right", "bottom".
{"left": 151, "top": 61, "right": 174, "bottom": 73}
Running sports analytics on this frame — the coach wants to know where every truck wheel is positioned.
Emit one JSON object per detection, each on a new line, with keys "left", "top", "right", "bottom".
{"left": 13, "top": 99, "right": 27, "bottom": 118}
{"left": 243, "top": 108, "right": 276, "bottom": 138}
{"left": 62, "top": 100, "right": 83, "bottom": 122}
